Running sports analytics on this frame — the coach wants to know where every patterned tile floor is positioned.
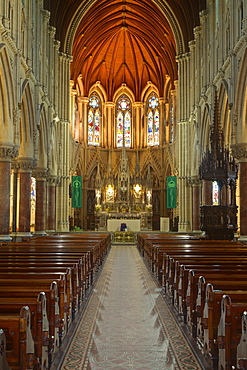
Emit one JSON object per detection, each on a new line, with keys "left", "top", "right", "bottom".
{"left": 59, "top": 245, "right": 210, "bottom": 370}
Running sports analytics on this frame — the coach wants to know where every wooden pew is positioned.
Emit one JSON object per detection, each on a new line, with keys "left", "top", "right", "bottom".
{"left": 199, "top": 285, "right": 247, "bottom": 366}
{"left": 1, "top": 244, "right": 98, "bottom": 287}
{"left": 0, "top": 292, "right": 49, "bottom": 369}
{"left": 217, "top": 294, "right": 247, "bottom": 370}
{"left": 0, "top": 280, "right": 60, "bottom": 363}
{"left": 178, "top": 265, "right": 247, "bottom": 328}
{"left": 0, "top": 267, "right": 72, "bottom": 330}
{"left": 136, "top": 234, "right": 247, "bottom": 370}
{"left": 0, "top": 233, "right": 111, "bottom": 368}
{"left": 235, "top": 311, "right": 247, "bottom": 370}
{"left": 0, "top": 306, "right": 35, "bottom": 370}
{"left": 0, "top": 329, "right": 11, "bottom": 370}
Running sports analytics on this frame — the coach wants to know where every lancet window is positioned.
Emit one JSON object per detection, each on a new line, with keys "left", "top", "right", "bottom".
{"left": 147, "top": 94, "right": 159, "bottom": 146}
{"left": 212, "top": 181, "right": 219, "bottom": 205}
{"left": 116, "top": 95, "right": 131, "bottom": 147}
{"left": 88, "top": 93, "right": 101, "bottom": 146}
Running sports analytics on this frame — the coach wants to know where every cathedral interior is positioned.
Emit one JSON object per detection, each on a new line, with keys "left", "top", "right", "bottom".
{"left": 0, "top": 0, "right": 241, "bottom": 239}
{"left": 0, "top": 0, "right": 247, "bottom": 239}
{"left": 1, "top": 1, "right": 247, "bottom": 369}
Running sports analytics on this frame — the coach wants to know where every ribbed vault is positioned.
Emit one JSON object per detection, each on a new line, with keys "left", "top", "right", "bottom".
{"left": 44, "top": 0, "right": 206, "bottom": 100}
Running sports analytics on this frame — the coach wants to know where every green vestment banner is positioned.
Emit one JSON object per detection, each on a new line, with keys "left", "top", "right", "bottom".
{"left": 166, "top": 176, "right": 177, "bottom": 209}
{"left": 72, "top": 176, "right": 82, "bottom": 208}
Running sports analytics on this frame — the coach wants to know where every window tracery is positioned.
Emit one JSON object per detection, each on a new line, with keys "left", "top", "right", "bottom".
{"left": 116, "top": 95, "right": 131, "bottom": 147}
{"left": 147, "top": 94, "right": 159, "bottom": 146}
{"left": 88, "top": 93, "right": 101, "bottom": 146}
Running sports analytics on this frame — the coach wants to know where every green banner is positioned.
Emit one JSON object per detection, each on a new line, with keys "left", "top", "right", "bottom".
{"left": 72, "top": 176, "right": 82, "bottom": 208}
{"left": 166, "top": 176, "right": 177, "bottom": 209}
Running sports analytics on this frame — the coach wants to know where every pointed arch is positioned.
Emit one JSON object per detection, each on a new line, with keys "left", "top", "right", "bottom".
{"left": 88, "top": 81, "right": 107, "bottom": 103}
{"left": 234, "top": 48, "right": 247, "bottom": 143}
{"left": 87, "top": 92, "right": 101, "bottom": 146}
{"left": 0, "top": 43, "right": 16, "bottom": 143}
{"left": 19, "top": 80, "right": 35, "bottom": 157}
{"left": 115, "top": 95, "right": 132, "bottom": 148}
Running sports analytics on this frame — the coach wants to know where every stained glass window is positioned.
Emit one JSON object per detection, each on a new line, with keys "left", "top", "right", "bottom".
{"left": 30, "top": 177, "right": 36, "bottom": 232}
{"left": 88, "top": 94, "right": 101, "bottom": 146}
{"left": 147, "top": 94, "right": 159, "bottom": 146}
{"left": 212, "top": 181, "right": 219, "bottom": 205}
{"left": 116, "top": 95, "right": 131, "bottom": 147}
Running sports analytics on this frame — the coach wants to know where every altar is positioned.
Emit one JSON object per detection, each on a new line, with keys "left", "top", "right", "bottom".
{"left": 107, "top": 219, "right": 141, "bottom": 232}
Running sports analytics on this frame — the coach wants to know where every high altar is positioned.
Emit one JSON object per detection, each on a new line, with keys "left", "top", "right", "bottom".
{"left": 94, "top": 142, "right": 153, "bottom": 232}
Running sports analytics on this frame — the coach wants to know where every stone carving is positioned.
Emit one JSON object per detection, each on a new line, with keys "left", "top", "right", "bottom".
{"left": 12, "top": 157, "right": 37, "bottom": 171}
{"left": 0, "top": 145, "right": 19, "bottom": 160}
{"left": 33, "top": 168, "right": 50, "bottom": 180}
{"left": 231, "top": 144, "right": 247, "bottom": 161}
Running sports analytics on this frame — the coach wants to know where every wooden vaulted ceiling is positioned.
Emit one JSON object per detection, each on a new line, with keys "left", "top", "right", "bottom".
{"left": 44, "top": 0, "right": 206, "bottom": 100}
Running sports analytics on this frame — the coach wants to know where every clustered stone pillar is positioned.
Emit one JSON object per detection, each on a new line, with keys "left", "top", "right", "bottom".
{"left": 105, "top": 102, "right": 115, "bottom": 148}
{"left": 133, "top": 102, "right": 143, "bottom": 148}
{"left": 0, "top": 145, "right": 19, "bottom": 241}
{"left": 239, "top": 162, "right": 247, "bottom": 236}
{"left": 47, "top": 176, "right": 57, "bottom": 233}
{"left": 17, "top": 158, "right": 35, "bottom": 238}
{"left": 231, "top": 144, "right": 247, "bottom": 238}
{"left": 33, "top": 168, "right": 48, "bottom": 235}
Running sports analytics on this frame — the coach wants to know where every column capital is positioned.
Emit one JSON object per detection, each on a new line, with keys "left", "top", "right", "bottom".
{"left": 132, "top": 102, "right": 144, "bottom": 108}
{"left": 47, "top": 175, "right": 58, "bottom": 186}
{"left": 105, "top": 101, "right": 115, "bottom": 108}
{"left": 0, "top": 145, "right": 19, "bottom": 162}
{"left": 193, "top": 26, "right": 202, "bottom": 39}
{"left": 13, "top": 157, "right": 37, "bottom": 173}
{"left": 231, "top": 144, "right": 247, "bottom": 162}
{"left": 187, "top": 176, "right": 202, "bottom": 187}
{"left": 33, "top": 168, "right": 50, "bottom": 180}
{"left": 78, "top": 96, "right": 89, "bottom": 104}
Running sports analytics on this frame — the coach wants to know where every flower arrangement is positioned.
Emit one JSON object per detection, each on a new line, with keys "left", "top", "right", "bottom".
{"left": 145, "top": 204, "right": 152, "bottom": 212}
{"left": 95, "top": 204, "right": 102, "bottom": 213}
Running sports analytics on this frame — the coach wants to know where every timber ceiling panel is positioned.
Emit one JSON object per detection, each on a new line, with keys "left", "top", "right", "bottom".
{"left": 44, "top": 0, "right": 206, "bottom": 99}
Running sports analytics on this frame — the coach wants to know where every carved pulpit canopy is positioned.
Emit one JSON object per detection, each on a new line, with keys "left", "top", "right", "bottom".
{"left": 199, "top": 87, "right": 238, "bottom": 240}
{"left": 199, "top": 89, "right": 238, "bottom": 188}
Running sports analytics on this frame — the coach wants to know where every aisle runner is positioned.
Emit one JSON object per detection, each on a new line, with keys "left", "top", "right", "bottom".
{"left": 60, "top": 245, "right": 204, "bottom": 370}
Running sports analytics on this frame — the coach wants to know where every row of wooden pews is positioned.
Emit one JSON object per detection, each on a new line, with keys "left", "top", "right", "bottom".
{"left": 137, "top": 233, "right": 247, "bottom": 370}
{"left": 0, "top": 232, "right": 111, "bottom": 370}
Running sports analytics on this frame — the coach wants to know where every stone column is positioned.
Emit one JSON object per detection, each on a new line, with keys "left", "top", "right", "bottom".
{"left": 0, "top": 145, "right": 19, "bottom": 241}
{"left": 133, "top": 102, "right": 143, "bottom": 148}
{"left": 159, "top": 98, "right": 165, "bottom": 146}
{"left": 189, "top": 177, "right": 202, "bottom": 232}
{"left": 231, "top": 144, "right": 247, "bottom": 238}
{"left": 105, "top": 102, "right": 115, "bottom": 148}
{"left": 80, "top": 97, "right": 89, "bottom": 144}
{"left": 17, "top": 158, "right": 35, "bottom": 238}
{"left": 239, "top": 161, "right": 247, "bottom": 236}
{"left": 46, "top": 176, "right": 57, "bottom": 233}
{"left": 33, "top": 168, "right": 48, "bottom": 235}
{"left": 177, "top": 53, "right": 192, "bottom": 232}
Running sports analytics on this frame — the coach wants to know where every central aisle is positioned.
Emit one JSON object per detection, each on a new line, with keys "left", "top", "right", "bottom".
{"left": 60, "top": 245, "right": 206, "bottom": 369}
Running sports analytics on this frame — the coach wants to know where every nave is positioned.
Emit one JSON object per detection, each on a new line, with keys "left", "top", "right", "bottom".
{"left": 55, "top": 245, "right": 208, "bottom": 370}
